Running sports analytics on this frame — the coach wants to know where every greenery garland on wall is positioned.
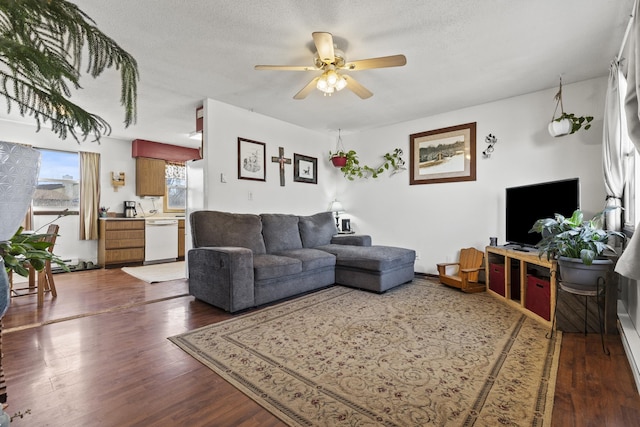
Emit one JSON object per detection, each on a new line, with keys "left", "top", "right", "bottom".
{"left": 329, "top": 148, "right": 406, "bottom": 180}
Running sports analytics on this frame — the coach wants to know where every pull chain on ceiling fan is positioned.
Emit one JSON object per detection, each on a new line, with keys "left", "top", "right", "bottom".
{"left": 254, "top": 32, "right": 407, "bottom": 99}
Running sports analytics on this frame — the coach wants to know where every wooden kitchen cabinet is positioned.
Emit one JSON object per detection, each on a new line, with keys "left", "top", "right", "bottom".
{"left": 98, "top": 219, "right": 145, "bottom": 268}
{"left": 136, "top": 157, "right": 165, "bottom": 196}
{"left": 178, "top": 219, "right": 185, "bottom": 260}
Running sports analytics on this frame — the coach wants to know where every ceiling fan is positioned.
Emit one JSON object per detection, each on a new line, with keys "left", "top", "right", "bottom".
{"left": 254, "top": 32, "right": 406, "bottom": 100}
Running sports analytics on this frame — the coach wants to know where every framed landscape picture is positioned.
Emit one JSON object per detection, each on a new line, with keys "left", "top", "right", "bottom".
{"left": 409, "top": 122, "right": 476, "bottom": 185}
{"left": 238, "top": 137, "right": 266, "bottom": 181}
{"left": 293, "top": 153, "right": 317, "bottom": 184}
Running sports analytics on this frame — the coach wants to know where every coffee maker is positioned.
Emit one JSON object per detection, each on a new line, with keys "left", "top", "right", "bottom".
{"left": 124, "top": 201, "right": 137, "bottom": 218}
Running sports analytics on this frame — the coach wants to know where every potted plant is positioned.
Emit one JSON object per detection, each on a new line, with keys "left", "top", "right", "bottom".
{"left": 548, "top": 77, "right": 594, "bottom": 137}
{"left": 329, "top": 150, "right": 349, "bottom": 167}
{"left": 0, "top": 0, "right": 138, "bottom": 142}
{"left": 1, "top": 227, "right": 69, "bottom": 279}
{"left": 549, "top": 112, "right": 594, "bottom": 136}
{"left": 529, "top": 209, "right": 625, "bottom": 292}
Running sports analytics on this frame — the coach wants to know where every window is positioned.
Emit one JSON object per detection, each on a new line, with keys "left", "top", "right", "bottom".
{"left": 33, "top": 149, "right": 79, "bottom": 214}
{"left": 164, "top": 162, "right": 186, "bottom": 212}
{"left": 619, "top": 73, "right": 639, "bottom": 232}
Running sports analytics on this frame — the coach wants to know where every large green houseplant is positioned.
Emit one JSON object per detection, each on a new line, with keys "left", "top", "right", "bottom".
{"left": 0, "top": 0, "right": 139, "bottom": 142}
{"left": 1, "top": 227, "right": 68, "bottom": 279}
{"left": 529, "top": 209, "right": 625, "bottom": 290}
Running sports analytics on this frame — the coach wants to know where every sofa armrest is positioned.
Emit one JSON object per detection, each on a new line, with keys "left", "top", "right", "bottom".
{"left": 187, "top": 246, "right": 255, "bottom": 313}
{"left": 330, "top": 234, "right": 372, "bottom": 247}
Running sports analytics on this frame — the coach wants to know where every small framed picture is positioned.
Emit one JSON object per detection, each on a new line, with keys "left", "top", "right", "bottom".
{"left": 293, "top": 153, "right": 317, "bottom": 184}
{"left": 238, "top": 137, "right": 266, "bottom": 181}
{"left": 409, "top": 122, "right": 476, "bottom": 185}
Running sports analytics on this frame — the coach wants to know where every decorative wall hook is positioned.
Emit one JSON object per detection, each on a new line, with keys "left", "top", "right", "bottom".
{"left": 482, "top": 134, "right": 497, "bottom": 158}
{"left": 111, "top": 171, "right": 125, "bottom": 190}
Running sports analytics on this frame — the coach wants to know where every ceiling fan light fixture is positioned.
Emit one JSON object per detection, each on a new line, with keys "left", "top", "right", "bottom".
{"left": 316, "top": 69, "right": 347, "bottom": 95}
{"left": 327, "top": 69, "right": 338, "bottom": 86}
{"left": 255, "top": 32, "right": 406, "bottom": 100}
{"left": 317, "top": 74, "right": 329, "bottom": 91}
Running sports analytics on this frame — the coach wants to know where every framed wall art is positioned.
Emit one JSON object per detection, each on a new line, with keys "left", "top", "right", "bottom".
{"left": 409, "top": 122, "right": 476, "bottom": 185}
{"left": 293, "top": 153, "right": 317, "bottom": 184}
{"left": 238, "top": 137, "right": 266, "bottom": 181}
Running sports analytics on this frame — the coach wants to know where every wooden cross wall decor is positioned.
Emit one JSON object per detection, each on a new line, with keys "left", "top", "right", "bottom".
{"left": 271, "top": 147, "right": 291, "bottom": 186}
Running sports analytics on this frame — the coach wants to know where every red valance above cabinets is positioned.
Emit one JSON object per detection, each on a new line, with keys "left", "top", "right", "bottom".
{"left": 131, "top": 139, "right": 201, "bottom": 162}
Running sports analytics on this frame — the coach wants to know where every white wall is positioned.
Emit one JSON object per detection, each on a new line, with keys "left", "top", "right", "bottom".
{"left": 336, "top": 77, "right": 607, "bottom": 274}
{"left": 201, "top": 98, "right": 334, "bottom": 214}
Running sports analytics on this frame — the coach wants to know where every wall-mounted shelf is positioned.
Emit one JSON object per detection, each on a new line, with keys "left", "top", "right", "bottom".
{"left": 111, "top": 172, "right": 125, "bottom": 191}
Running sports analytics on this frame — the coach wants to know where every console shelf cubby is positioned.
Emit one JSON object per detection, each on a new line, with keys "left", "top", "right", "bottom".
{"left": 485, "top": 246, "right": 558, "bottom": 327}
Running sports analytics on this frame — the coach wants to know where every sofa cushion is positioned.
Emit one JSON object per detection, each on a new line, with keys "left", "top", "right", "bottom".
{"left": 275, "top": 248, "right": 336, "bottom": 272}
{"left": 190, "top": 210, "right": 266, "bottom": 254}
{"left": 253, "top": 254, "right": 302, "bottom": 281}
{"left": 260, "top": 214, "right": 303, "bottom": 253}
{"left": 298, "top": 212, "right": 338, "bottom": 248}
{"left": 317, "top": 244, "right": 416, "bottom": 272}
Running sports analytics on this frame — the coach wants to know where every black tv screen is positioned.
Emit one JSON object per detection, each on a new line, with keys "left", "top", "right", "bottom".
{"left": 505, "top": 178, "right": 580, "bottom": 247}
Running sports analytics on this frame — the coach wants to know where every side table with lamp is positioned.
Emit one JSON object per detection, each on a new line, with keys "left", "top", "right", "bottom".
{"left": 329, "top": 200, "right": 355, "bottom": 234}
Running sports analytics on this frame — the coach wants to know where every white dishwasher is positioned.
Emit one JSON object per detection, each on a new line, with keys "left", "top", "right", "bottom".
{"left": 144, "top": 219, "right": 178, "bottom": 264}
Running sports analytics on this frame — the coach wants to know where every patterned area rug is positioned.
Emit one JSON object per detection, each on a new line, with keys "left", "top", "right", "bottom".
{"left": 170, "top": 278, "right": 561, "bottom": 426}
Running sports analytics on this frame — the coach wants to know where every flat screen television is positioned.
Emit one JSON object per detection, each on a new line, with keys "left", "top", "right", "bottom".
{"left": 505, "top": 178, "right": 580, "bottom": 248}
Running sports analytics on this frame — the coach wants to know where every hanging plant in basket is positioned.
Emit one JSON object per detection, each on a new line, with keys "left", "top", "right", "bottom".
{"left": 328, "top": 148, "right": 406, "bottom": 180}
{"left": 548, "top": 77, "right": 593, "bottom": 137}
{"left": 330, "top": 129, "right": 348, "bottom": 167}
{"left": 330, "top": 151, "right": 348, "bottom": 167}
{"left": 328, "top": 130, "right": 406, "bottom": 179}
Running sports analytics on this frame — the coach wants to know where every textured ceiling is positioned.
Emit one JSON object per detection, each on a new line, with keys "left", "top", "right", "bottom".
{"left": 0, "top": 0, "right": 634, "bottom": 147}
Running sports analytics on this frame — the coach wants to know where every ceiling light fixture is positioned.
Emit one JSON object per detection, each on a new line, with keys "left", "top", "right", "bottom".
{"left": 316, "top": 65, "right": 347, "bottom": 96}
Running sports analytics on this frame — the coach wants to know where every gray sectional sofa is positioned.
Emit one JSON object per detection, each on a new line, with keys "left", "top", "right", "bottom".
{"left": 188, "top": 210, "right": 416, "bottom": 313}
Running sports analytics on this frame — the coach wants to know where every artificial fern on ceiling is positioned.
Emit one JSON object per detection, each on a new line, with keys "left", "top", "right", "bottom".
{"left": 0, "top": 0, "right": 139, "bottom": 142}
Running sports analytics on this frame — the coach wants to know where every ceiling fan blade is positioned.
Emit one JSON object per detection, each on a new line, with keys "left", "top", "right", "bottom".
{"left": 343, "top": 54, "right": 407, "bottom": 71}
{"left": 312, "top": 32, "right": 335, "bottom": 64}
{"left": 343, "top": 75, "right": 373, "bottom": 99}
{"left": 255, "top": 65, "right": 318, "bottom": 71}
{"left": 293, "top": 77, "right": 320, "bottom": 100}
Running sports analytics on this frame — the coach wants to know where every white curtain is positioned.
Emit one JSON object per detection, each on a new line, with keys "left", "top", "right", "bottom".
{"left": 619, "top": 0, "right": 640, "bottom": 280}
{"left": 603, "top": 61, "right": 630, "bottom": 232}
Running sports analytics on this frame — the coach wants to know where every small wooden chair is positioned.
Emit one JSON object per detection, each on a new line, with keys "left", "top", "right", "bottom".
{"left": 436, "top": 247, "right": 485, "bottom": 293}
{"left": 10, "top": 224, "right": 59, "bottom": 307}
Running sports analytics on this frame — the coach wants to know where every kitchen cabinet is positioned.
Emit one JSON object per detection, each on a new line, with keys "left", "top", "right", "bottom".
{"left": 178, "top": 219, "right": 185, "bottom": 260}
{"left": 136, "top": 157, "right": 165, "bottom": 196}
{"left": 98, "top": 219, "right": 145, "bottom": 268}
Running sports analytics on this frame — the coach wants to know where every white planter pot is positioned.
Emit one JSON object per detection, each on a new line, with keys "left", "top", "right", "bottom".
{"left": 558, "top": 256, "right": 613, "bottom": 294}
{"left": 548, "top": 119, "right": 572, "bottom": 137}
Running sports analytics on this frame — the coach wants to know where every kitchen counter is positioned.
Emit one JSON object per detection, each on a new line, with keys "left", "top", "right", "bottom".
{"left": 98, "top": 217, "right": 185, "bottom": 267}
{"left": 99, "top": 216, "right": 185, "bottom": 220}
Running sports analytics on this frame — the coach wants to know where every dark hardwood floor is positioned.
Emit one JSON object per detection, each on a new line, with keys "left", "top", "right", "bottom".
{"left": 2, "top": 268, "right": 640, "bottom": 426}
